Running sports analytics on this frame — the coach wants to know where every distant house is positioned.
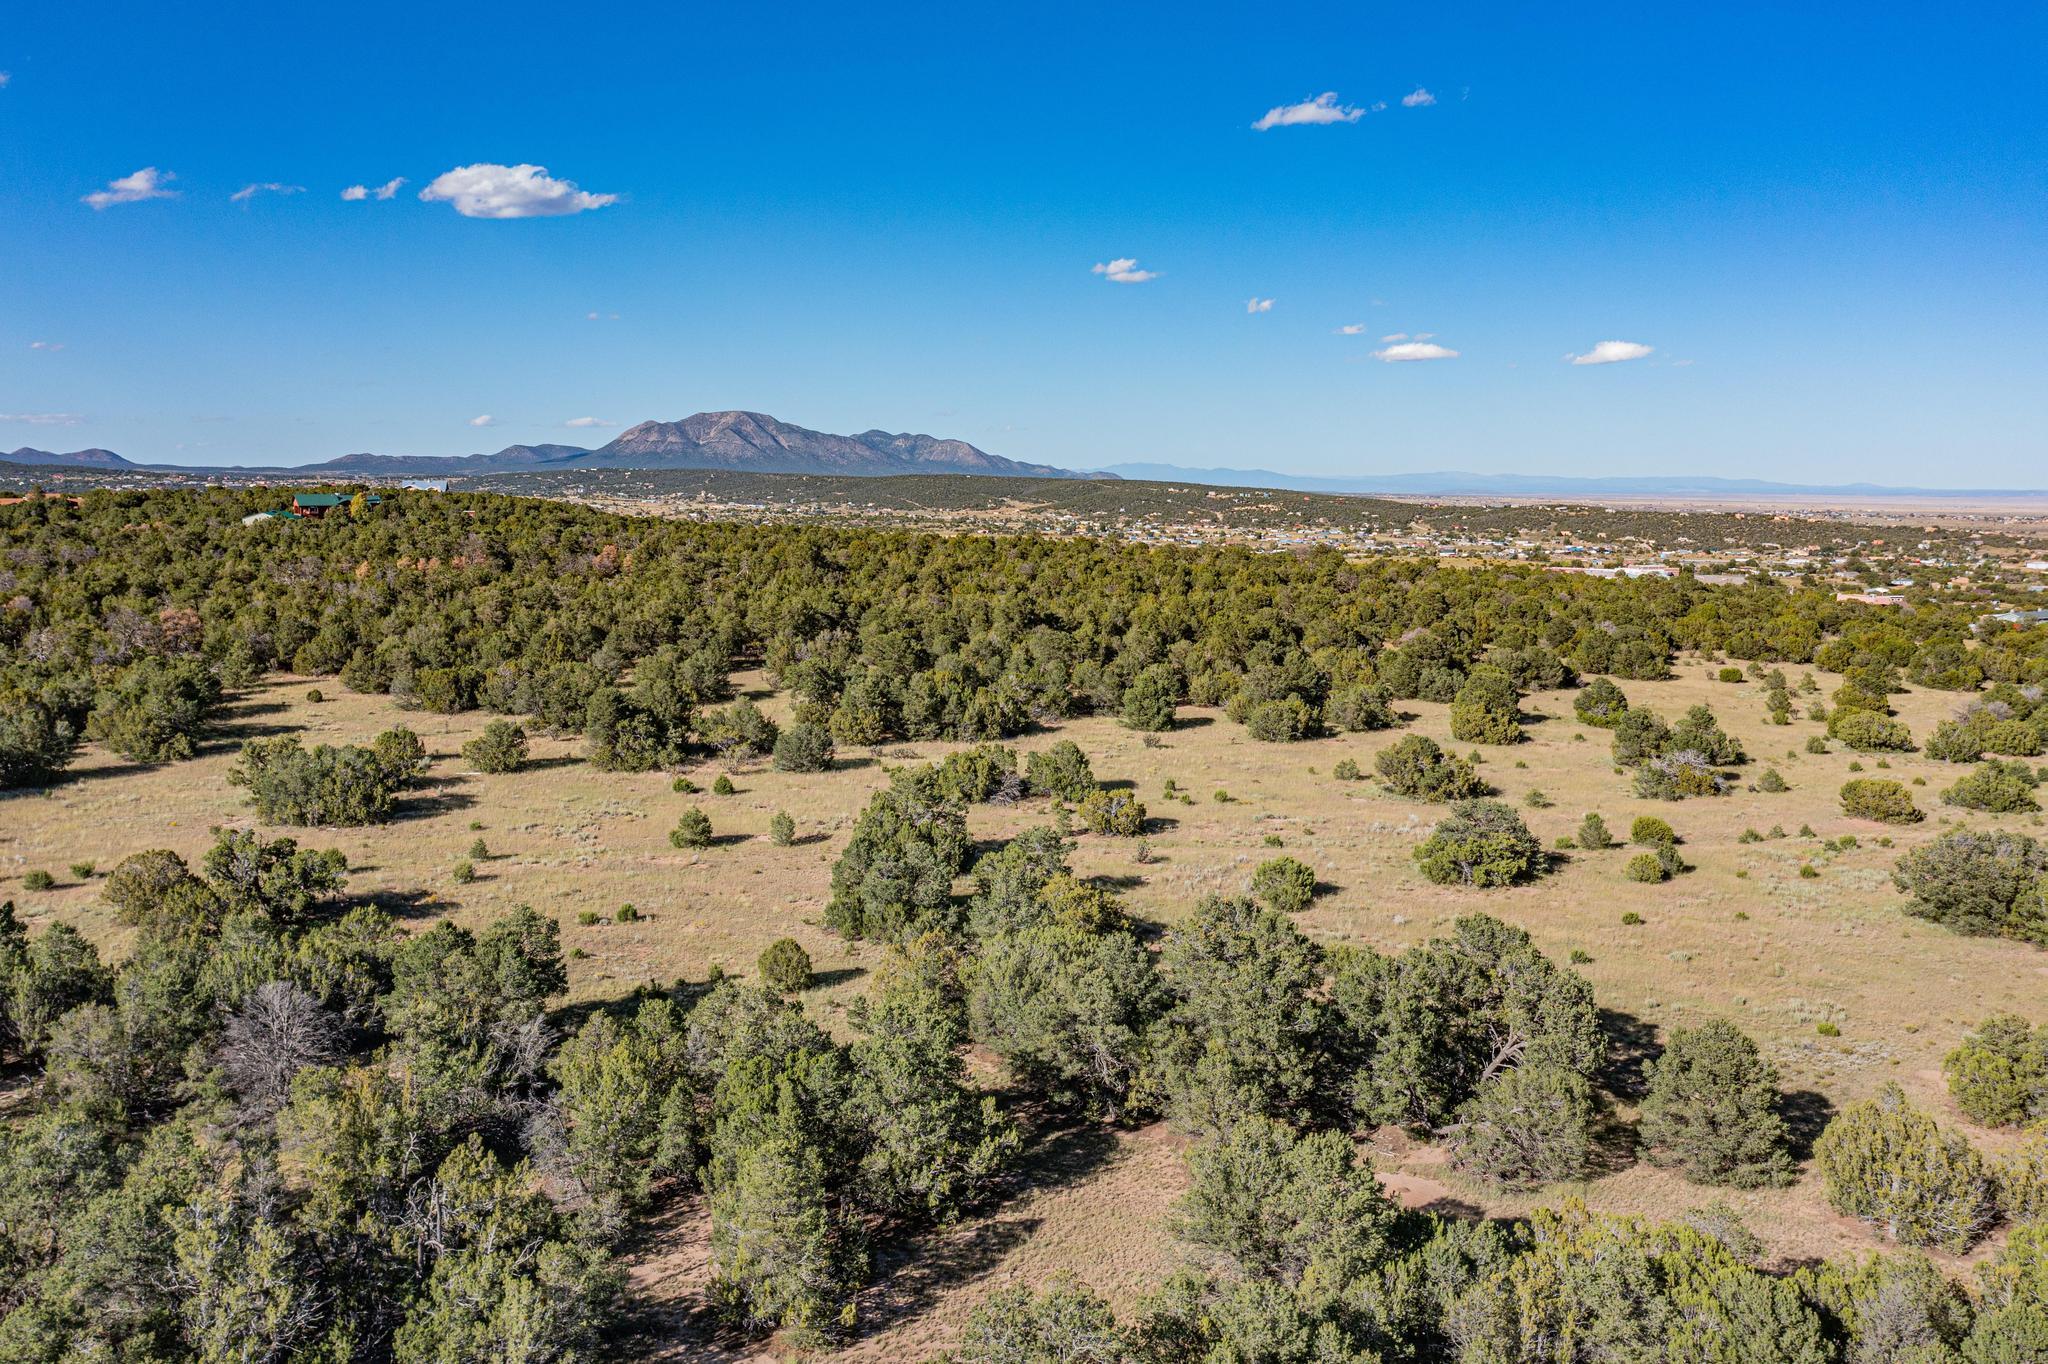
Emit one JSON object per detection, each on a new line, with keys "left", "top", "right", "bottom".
{"left": 290, "top": 491, "right": 381, "bottom": 519}
{"left": 401, "top": 478, "right": 449, "bottom": 493}
{"left": 1982, "top": 608, "right": 2048, "bottom": 631}
{"left": 1836, "top": 591, "right": 1907, "bottom": 607}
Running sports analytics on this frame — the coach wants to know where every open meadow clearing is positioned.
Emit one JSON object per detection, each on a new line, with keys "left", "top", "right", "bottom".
{"left": 7, "top": 655, "right": 2046, "bottom": 1355}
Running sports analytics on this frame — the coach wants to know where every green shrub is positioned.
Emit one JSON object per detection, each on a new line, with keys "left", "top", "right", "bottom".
{"left": 769, "top": 810, "right": 796, "bottom": 846}
{"left": 1840, "top": 778, "right": 1922, "bottom": 825}
{"left": 1414, "top": 800, "right": 1543, "bottom": 888}
{"left": 1799, "top": 863, "right": 1820, "bottom": 879}
{"left": 22, "top": 869, "right": 56, "bottom": 892}
{"left": 1891, "top": 830, "right": 2048, "bottom": 945}
{"left": 1626, "top": 853, "right": 1667, "bottom": 883}
{"left": 1120, "top": 663, "right": 1180, "bottom": 731}
{"left": 1814, "top": 1083, "right": 1999, "bottom": 1251}
{"left": 463, "top": 720, "right": 529, "bottom": 774}
{"left": 1024, "top": 740, "right": 1096, "bottom": 801}
{"left": 1806, "top": 736, "right": 1829, "bottom": 755}
{"left": 1242, "top": 696, "right": 1316, "bottom": 743}
{"left": 1375, "top": 734, "right": 1486, "bottom": 802}
{"left": 1942, "top": 759, "right": 2041, "bottom": 814}
{"left": 577, "top": 910, "right": 601, "bottom": 926}
{"left": 1638, "top": 1020, "right": 1794, "bottom": 1187}
{"left": 371, "top": 726, "right": 431, "bottom": 785}
{"left": 670, "top": 807, "right": 714, "bottom": 849}
{"left": 1523, "top": 789, "right": 1553, "bottom": 809}
{"left": 1630, "top": 816, "right": 1676, "bottom": 846}
{"left": 1621, "top": 911, "right": 1644, "bottom": 925}
{"left": 1830, "top": 709, "right": 1915, "bottom": 752}
{"left": 1327, "top": 684, "right": 1396, "bottom": 733}
{"left": 1449, "top": 665, "right": 1523, "bottom": 745}
{"left": 1444, "top": 1064, "right": 1596, "bottom": 1188}
{"left": 771, "top": 721, "right": 836, "bottom": 774}
{"left": 305, "top": 688, "right": 324, "bottom": 703}
{"left": 712, "top": 774, "right": 737, "bottom": 796}
{"left": 452, "top": 860, "right": 476, "bottom": 884}
{"left": 758, "top": 937, "right": 813, "bottom": 993}
{"left": 1718, "top": 667, "right": 1745, "bottom": 683}
{"left": 1250, "top": 856, "right": 1318, "bottom": 914}
{"left": 67, "top": 862, "right": 94, "bottom": 880}
{"left": 1332, "top": 757, "right": 1361, "bottom": 782}
{"left": 1574, "top": 677, "right": 1630, "bottom": 728}
{"left": 1633, "top": 752, "right": 1730, "bottom": 800}
{"left": 230, "top": 737, "right": 402, "bottom": 826}
{"left": 1077, "top": 788, "right": 1146, "bottom": 837}
{"left": 1576, "top": 812, "right": 1615, "bottom": 850}
{"left": 699, "top": 697, "right": 779, "bottom": 758}
{"left": 1757, "top": 767, "right": 1788, "bottom": 793}
{"left": 1943, "top": 1015, "right": 2047, "bottom": 1127}
{"left": 933, "top": 743, "right": 1021, "bottom": 803}
{"left": 614, "top": 903, "right": 640, "bottom": 922}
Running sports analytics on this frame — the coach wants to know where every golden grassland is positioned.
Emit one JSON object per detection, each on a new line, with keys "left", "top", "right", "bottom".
{"left": 5, "top": 661, "right": 2047, "bottom": 1356}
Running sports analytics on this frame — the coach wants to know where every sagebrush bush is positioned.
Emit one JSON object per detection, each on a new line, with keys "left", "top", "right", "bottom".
{"left": 1840, "top": 778, "right": 1922, "bottom": 825}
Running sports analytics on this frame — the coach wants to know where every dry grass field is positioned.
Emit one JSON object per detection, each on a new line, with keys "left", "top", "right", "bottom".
{"left": 5, "top": 660, "right": 2047, "bottom": 1357}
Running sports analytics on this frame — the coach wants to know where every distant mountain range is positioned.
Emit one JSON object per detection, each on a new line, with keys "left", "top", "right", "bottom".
{"left": 2, "top": 411, "right": 1100, "bottom": 481}
{"left": 1101, "top": 464, "right": 2048, "bottom": 500}
{"left": 7, "top": 430, "right": 2045, "bottom": 500}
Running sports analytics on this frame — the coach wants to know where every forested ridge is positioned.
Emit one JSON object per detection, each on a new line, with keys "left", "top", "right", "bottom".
{"left": 6, "top": 487, "right": 2048, "bottom": 1362}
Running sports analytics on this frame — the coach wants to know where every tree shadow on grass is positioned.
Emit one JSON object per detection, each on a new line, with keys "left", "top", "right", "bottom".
{"left": 1780, "top": 1089, "right": 1837, "bottom": 1162}
{"left": 357, "top": 887, "right": 459, "bottom": 920}
{"left": 807, "top": 966, "right": 867, "bottom": 990}
{"left": 518, "top": 754, "right": 582, "bottom": 773}
{"left": 1598, "top": 1006, "right": 1662, "bottom": 1102}
{"left": 393, "top": 789, "right": 478, "bottom": 822}
{"left": 852, "top": 1119, "right": 1119, "bottom": 1340}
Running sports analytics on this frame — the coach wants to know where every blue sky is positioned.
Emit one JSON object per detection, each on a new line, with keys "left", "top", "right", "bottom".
{"left": 2, "top": 3, "right": 2044, "bottom": 482}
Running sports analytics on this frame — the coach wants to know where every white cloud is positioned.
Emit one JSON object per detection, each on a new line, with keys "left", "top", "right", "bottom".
{"left": 231, "top": 181, "right": 305, "bottom": 203}
{"left": 1252, "top": 92, "right": 1367, "bottom": 131}
{"left": 468, "top": 414, "right": 497, "bottom": 428}
{"left": 0, "top": 412, "right": 83, "bottom": 425}
{"left": 342, "top": 177, "right": 406, "bottom": 202}
{"left": 1091, "top": 257, "right": 1158, "bottom": 284}
{"left": 1246, "top": 297, "right": 1273, "bottom": 314}
{"left": 1402, "top": 87, "right": 1436, "bottom": 107}
{"left": 83, "top": 167, "right": 177, "bottom": 209}
{"left": 1567, "top": 339, "right": 1654, "bottom": 366}
{"left": 1379, "top": 332, "right": 1407, "bottom": 343}
{"left": 29, "top": 340, "right": 63, "bottom": 351}
{"left": 419, "top": 163, "right": 617, "bottom": 219}
{"left": 1413, "top": 331, "right": 1436, "bottom": 341}
{"left": 0, "top": 72, "right": 11, "bottom": 87}
{"left": 564, "top": 416, "right": 613, "bottom": 428}
{"left": 586, "top": 310, "right": 620, "bottom": 321}
{"left": 1372, "top": 341, "right": 1459, "bottom": 362}
{"left": 1337, "top": 323, "right": 1368, "bottom": 335}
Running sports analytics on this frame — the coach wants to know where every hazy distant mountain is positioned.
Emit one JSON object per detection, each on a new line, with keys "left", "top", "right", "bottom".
{"left": 1103, "top": 463, "right": 2048, "bottom": 499}
{"left": 2, "top": 446, "right": 138, "bottom": 469}
{"left": 0, "top": 413, "right": 1096, "bottom": 480}
{"left": 569, "top": 411, "right": 1092, "bottom": 478}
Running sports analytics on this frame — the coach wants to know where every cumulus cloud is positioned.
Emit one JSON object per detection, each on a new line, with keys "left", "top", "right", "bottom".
{"left": 1091, "top": 257, "right": 1158, "bottom": 284}
{"left": 29, "top": 340, "right": 63, "bottom": 351}
{"left": 1567, "top": 340, "right": 1654, "bottom": 366}
{"left": 1337, "top": 323, "right": 1368, "bottom": 335}
{"left": 1, "top": 411, "right": 83, "bottom": 425}
{"left": 1252, "top": 92, "right": 1367, "bottom": 131}
{"left": 83, "top": 167, "right": 177, "bottom": 209}
{"left": 1372, "top": 341, "right": 1459, "bottom": 362}
{"left": 564, "top": 416, "right": 613, "bottom": 428}
{"left": 231, "top": 182, "right": 304, "bottom": 203}
{"left": 1402, "top": 87, "right": 1436, "bottom": 107}
{"left": 1246, "top": 297, "right": 1273, "bottom": 314}
{"left": 418, "top": 163, "right": 617, "bottom": 219}
{"left": 342, "top": 177, "right": 406, "bottom": 202}
{"left": 468, "top": 414, "right": 497, "bottom": 428}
